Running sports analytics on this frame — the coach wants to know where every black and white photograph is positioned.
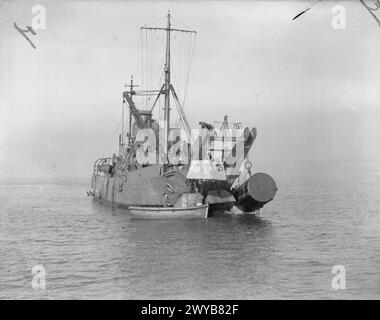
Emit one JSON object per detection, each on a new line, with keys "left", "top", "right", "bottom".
{"left": 0, "top": 0, "right": 379, "bottom": 303}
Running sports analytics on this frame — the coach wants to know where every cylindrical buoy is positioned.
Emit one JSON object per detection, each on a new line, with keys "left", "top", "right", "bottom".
{"left": 235, "top": 172, "right": 277, "bottom": 212}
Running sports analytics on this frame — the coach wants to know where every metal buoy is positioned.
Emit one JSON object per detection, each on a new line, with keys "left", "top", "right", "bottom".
{"left": 235, "top": 172, "right": 277, "bottom": 212}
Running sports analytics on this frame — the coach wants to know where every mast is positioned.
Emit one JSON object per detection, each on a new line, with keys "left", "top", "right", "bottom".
{"left": 121, "top": 95, "right": 125, "bottom": 146}
{"left": 128, "top": 75, "right": 135, "bottom": 145}
{"left": 140, "top": 12, "right": 197, "bottom": 161}
{"left": 164, "top": 11, "right": 171, "bottom": 147}
{"left": 122, "top": 75, "right": 140, "bottom": 148}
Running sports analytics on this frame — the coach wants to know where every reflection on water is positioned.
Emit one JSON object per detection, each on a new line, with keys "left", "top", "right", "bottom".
{"left": 0, "top": 173, "right": 379, "bottom": 299}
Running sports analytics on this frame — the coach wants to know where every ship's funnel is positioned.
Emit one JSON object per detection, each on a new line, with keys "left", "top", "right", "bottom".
{"left": 235, "top": 172, "right": 277, "bottom": 212}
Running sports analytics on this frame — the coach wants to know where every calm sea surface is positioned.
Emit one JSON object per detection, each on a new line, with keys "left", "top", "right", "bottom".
{"left": 1, "top": 172, "right": 379, "bottom": 299}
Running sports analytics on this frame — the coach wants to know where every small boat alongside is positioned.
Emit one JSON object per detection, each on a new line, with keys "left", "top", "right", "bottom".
{"left": 129, "top": 204, "right": 209, "bottom": 219}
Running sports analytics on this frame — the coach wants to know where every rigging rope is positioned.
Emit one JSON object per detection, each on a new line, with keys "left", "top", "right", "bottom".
{"left": 182, "top": 32, "right": 196, "bottom": 109}
{"left": 138, "top": 14, "right": 197, "bottom": 128}
{"left": 102, "top": 117, "right": 122, "bottom": 158}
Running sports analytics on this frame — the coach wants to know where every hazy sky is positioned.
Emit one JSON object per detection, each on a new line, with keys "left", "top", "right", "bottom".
{"left": 0, "top": 0, "right": 379, "bottom": 183}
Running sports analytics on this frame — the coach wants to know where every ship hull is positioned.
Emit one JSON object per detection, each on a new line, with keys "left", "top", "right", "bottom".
{"left": 91, "top": 165, "right": 191, "bottom": 207}
{"left": 129, "top": 204, "right": 209, "bottom": 219}
{"left": 91, "top": 166, "right": 277, "bottom": 213}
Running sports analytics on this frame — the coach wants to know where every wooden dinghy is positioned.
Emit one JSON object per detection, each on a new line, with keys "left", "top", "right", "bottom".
{"left": 128, "top": 204, "right": 209, "bottom": 219}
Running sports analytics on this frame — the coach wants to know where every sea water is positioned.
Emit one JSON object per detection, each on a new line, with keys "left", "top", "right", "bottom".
{"left": 0, "top": 172, "right": 379, "bottom": 299}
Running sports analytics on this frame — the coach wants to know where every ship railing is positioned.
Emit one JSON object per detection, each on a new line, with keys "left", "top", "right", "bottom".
{"left": 93, "top": 157, "right": 113, "bottom": 175}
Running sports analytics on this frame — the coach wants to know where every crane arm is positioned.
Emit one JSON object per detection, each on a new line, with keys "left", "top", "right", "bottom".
{"left": 123, "top": 91, "right": 146, "bottom": 129}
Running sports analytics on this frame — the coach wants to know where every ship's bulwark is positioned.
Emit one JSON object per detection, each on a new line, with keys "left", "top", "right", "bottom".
{"left": 91, "top": 165, "right": 192, "bottom": 207}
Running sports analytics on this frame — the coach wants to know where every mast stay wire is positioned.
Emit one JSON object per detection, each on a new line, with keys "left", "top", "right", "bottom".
{"left": 170, "top": 30, "right": 196, "bottom": 119}
{"left": 102, "top": 117, "right": 122, "bottom": 158}
{"left": 147, "top": 34, "right": 166, "bottom": 96}
{"left": 140, "top": 12, "right": 167, "bottom": 107}
{"left": 182, "top": 32, "right": 196, "bottom": 111}
{"left": 139, "top": 13, "right": 197, "bottom": 127}
{"left": 142, "top": 29, "right": 166, "bottom": 109}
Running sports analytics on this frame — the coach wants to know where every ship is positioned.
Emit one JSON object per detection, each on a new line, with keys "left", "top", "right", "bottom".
{"left": 90, "top": 12, "right": 277, "bottom": 218}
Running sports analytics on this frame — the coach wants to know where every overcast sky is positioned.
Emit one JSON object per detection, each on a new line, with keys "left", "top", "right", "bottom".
{"left": 0, "top": 0, "right": 379, "bottom": 183}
